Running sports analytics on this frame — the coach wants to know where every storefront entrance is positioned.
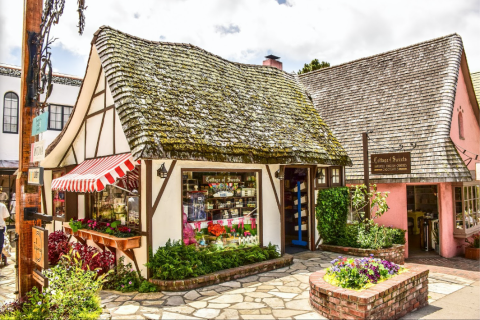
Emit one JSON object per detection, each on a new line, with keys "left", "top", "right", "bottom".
{"left": 406, "top": 185, "right": 440, "bottom": 257}
{"left": 283, "top": 167, "right": 313, "bottom": 254}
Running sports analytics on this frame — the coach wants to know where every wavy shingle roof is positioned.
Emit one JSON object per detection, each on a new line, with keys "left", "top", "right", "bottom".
{"left": 93, "top": 26, "right": 350, "bottom": 165}
{"left": 299, "top": 34, "right": 472, "bottom": 183}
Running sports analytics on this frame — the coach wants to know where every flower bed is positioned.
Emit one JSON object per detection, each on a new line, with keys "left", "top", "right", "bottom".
{"left": 149, "top": 254, "right": 293, "bottom": 291}
{"left": 319, "top": 244, "right": 405, "bottom": 265}
{"left": 309, "top": 264, "right": 429, "bottom": 319}
{"left": 325, "top": 256, "right": 403, "bottom": 290}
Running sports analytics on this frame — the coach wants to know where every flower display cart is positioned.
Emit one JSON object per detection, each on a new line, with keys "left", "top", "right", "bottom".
{"left": 63, "top": 225, "right": 142, "bottom": 271}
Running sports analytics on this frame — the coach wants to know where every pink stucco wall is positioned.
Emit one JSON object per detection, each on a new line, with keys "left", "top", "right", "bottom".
{"left": 450, "top": 66, "right": 480, "bottom": 171}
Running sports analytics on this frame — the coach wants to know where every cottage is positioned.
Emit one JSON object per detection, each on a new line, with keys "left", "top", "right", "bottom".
{"left": 40, "top": 26, "right": 351, "bottom": 277}
{"left": 299, "top": 34, "right": 480, "bottom": 258}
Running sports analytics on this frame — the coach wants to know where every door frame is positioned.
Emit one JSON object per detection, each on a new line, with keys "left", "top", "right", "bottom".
{"left": 280, "top": 165, "right": 317, "bottom": 254}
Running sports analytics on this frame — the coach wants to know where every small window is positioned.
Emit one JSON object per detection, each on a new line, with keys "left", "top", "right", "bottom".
{"left": 3, "top": 92, "right": 19, "bottom": 134}
{"left": 315, "top": 167, "right": 328, "bottom": 189}
{"left": 330, "top": 167, "right": 341, "bottom": 186}
{"left": 48, "top": 105, "right": 73, "bottom": 130}
{"left": 458, "top": 112, "right": 464, "bottom": 139}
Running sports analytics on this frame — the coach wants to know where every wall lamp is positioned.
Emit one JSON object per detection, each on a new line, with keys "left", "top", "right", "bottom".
{"left": 316, "top": 168, "right": 325, "bottom": 180}
{"left": 157, "top": 162, "right": 168, "bottom": 178}
{"left": 274, "top": 167, "right": 285, "bottom": 180}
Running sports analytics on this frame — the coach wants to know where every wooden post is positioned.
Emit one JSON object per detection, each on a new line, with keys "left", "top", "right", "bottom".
{"left": 362, "top": 132, "right": 371, "bottom": 220}
{"left": 15, "top": 0, "right": 43, "bottom": 296}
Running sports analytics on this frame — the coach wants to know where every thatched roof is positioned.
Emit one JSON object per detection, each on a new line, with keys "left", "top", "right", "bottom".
{"left": 93, "top": 26, "right": 351, "bottom": 165}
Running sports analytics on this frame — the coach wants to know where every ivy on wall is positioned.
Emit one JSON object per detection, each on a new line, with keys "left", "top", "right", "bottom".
{"left": 315, "top": 187, "right": 350, "bottom": 245}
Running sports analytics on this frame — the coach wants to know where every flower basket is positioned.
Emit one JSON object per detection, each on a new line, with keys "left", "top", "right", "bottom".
{"left": 465, "top": 247, "right": 480, "bottom": 260}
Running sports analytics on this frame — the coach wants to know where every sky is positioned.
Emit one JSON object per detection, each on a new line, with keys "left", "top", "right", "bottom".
{"left": 1, "top": 0, "right": 479, "bottom": 78}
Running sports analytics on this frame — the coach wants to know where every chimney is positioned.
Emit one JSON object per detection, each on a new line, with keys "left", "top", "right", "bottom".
{"left": 263, "top": 54, "right": 282, "bottom": 70}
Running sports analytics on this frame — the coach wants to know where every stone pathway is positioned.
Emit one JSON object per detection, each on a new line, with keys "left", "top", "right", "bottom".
{"left": 1, "top": 251, "right": 479, "bottom": 319}
{"left": 97, "top": 251, "right": 480, "bottom": 319}
{"left": 405, "top": 257, "right": 480, "bottom": 280}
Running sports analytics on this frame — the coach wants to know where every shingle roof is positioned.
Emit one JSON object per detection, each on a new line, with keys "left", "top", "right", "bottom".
{"left": 299, "top": 34, "right": 472, "bottom": 183}
{"left": 472, "top": 71, "right": 480, "bottom": 104}
{"left": 93, "top": 26, "right": 351, "bottom": 165}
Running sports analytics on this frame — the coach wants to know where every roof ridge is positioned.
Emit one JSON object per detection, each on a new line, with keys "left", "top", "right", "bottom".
{"left": 0, "top": 63, "right": 83, "bottom": 80}
{"left": 299, "top": 33, "right": 462, "bottom": 77}
{"left": 93, "top": 25, "right": 289, "bottom": 74}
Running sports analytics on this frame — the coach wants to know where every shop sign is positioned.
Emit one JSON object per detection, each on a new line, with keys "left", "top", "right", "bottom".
{"left": 203, "top": 175, "right": 242, "bottom": 184}
{"left": 31, "top": 140, "right": 45, "bottom": 162}
{"left": 31, "top": 112, "right": 49, "bottom": 136}
{"left": 476, "top": 163, "right": 480, "bottom": 181}
{"left": 28, "top": 167, "right": 44, "bottom": 186}
{"left": 371, "top": 152, "right": 411, "bottom": 174}
{"left": 32, "top": 226, "right": 48, "bottom": 269}
{"left": 33, "top": 269, "right": 48, "bottom": 287}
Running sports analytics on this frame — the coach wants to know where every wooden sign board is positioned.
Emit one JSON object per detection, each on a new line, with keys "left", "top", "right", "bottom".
{"left": 203, "top": 175, "right": 242, "bottom": 184}
{"left": 371, "top": 152, "right": 411, "bottom": 175}
{"left": 32, "top": 226, "right": 48, "bottom": 269}
{"left": 31, "top": 140, "right": 45, "bottom": 162}
{"left": 32, "top": 269, "right": 48, "bottom": 287}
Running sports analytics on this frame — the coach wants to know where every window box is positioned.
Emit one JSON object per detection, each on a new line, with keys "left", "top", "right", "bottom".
{"left": 63, "top": 225, "right": 141, "bottom": 251}
{"left": 453, "top": 182, "right": 480, "bottom": 238}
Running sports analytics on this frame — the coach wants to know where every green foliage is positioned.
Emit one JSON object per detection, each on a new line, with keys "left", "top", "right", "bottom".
{"left": 104, "top": 256, "right": 141, "bottom": 292}
{"left": 298, "top": 59, "right": 330, "bottom": 74}
{"left": 338, "top": 221, "right": 406, "bottom": 249}
{"left": 147, "top": 240, "right": 280, "bottom": 280}
{"left": 351, "top": 184, "right": 389, "bottom": 221}
{"left": 0, "top": 251, "right": 105, "bottom": 319}
{"left": 68, "top": 218, "right": 85, "bottom": 233}
{"left": 138, "top": 280, "right": 158, "bottom": 293}
{"left": 316, "top": 187, "right": 350, "bottom": 244}
{"left": 465, "top": 232, "right": 480, "bottom": 248}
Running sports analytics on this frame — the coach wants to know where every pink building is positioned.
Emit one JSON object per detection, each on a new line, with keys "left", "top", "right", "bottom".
{"left": 300, "top": 34, "right": 480, "bottom": 258}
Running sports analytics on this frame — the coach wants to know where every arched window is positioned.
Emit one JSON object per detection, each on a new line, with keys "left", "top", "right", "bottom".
{"left": 458, "top": 111, "right": 464, "bottom": 139}
{"left": 3, "top": 92, "right": 19, "bottom": 134}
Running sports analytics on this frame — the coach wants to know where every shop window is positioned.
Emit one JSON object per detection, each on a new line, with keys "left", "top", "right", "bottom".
{"left": 458, "top": 112, "right": 464, "bottom": 140}
{"left": 315, "top": 167, "right": 328, "bottom": 189}
{"left": 454, "top": 183, "right": 480, "bottom": 238}
{"left": 3, "top": 92, "right": 19, "bottom": 134}
{"left": 182, "top": 170, "right": 261, "bottom": 249}
{"left": 330, "top": 167, "right": 341, "bottom": 186}
{"left": 48, "top": 105, "right": 73, "bottom": 130}
{"left": 89, "top": 170, "right": 140, "bottom": 233}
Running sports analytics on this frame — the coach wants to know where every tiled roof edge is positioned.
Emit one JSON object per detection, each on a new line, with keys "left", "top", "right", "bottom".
{"left": 0, "top": 64, "right": 83, "bottom": 87}
{"left": 93, "top": 25, "right": 289, "bottom": 73}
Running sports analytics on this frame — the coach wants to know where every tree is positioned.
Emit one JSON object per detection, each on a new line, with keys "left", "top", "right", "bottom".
{"left": 298, "top": 59, "right": 330, "bottom": 74}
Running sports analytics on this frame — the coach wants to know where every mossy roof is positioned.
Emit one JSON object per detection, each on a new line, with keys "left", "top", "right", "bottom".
{"left": 94, "top": 26, "right": 351, "bottom": 165}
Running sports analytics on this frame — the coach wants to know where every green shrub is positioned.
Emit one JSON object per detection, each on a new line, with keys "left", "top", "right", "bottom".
{"left": 104, "top": 256, "right": 141, "bottom": 292}
{"left": 316, "top": 187, "right": 350, "bottom": 244}
{"left": 0, "top": 251, "right": 105, "bottom": 320}
{"left": 147, "top": 240, "right": 280, "bottom": 280}
{"left": 337, "top": 221, "right": 406, "bottom": 249}
{"left": 138, "top": 280, "right": 158, "bottom": 293}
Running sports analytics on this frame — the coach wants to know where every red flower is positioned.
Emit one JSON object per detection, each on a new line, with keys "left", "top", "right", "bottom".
{"left": 208, "top": 224, "right": 226, "bottom": 237}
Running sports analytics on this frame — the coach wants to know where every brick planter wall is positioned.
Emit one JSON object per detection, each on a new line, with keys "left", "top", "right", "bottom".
{"left": 320, "top": 244, "right": 405, "bottom": 265}
{"left": 148, "top": 254, "right": 293, "bottom": 291}
{"left": 309, "top": 265, "right": 429, "bottom": 320}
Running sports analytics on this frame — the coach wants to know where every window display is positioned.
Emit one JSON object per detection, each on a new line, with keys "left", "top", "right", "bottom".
{"left": 182, "top": 170, "right": 260, "bottom": 249}
{"left": 454, "top": 183, "right": 480, "bottom": 237}
{"left": 52, "top": 171, "right": 66, "bottom": 219}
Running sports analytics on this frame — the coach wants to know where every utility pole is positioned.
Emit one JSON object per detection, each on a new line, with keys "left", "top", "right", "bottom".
{"left": 16, "top": 0, "right": 43, "bottom": 296}
{"left": 362, "top": 132, "right": 371, "bottom": 220}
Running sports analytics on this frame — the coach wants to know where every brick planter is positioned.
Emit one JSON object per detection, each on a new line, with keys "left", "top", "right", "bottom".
{"left": 319, "top": 244, "right": 405, "bottom": 265}
{"left": 148, "top": 254, "right": 293, "bottom": 291}
{"left": 309, "top": 265, "right": 429, "bottom": 320}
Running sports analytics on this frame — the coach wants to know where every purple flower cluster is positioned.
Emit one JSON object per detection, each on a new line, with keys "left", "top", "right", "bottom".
{"left": 327, "top": 254, "right": 402, "bottom": 289}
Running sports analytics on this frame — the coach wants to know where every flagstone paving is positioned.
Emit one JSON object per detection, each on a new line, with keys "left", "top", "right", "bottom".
{"left": 1, "top": 251, "right": 479, "bottom": 319}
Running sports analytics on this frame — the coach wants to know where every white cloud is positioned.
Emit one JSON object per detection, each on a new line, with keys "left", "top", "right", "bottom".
{"left": 1, "top": 0, "right": 479, "bottom": 77}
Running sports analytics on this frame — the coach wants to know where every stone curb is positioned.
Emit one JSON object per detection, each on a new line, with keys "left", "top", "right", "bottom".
{"left": 148, "top": 254, "right": 293, "bottom": 291}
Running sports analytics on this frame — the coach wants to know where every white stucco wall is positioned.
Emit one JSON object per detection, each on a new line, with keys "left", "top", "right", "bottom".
{"left": 0, "top": 67, "right": 81, "bottom": 163}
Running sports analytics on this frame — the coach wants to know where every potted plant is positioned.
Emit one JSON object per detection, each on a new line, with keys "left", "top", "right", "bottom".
{"left": 465, "top": 232, "right": 480, "bottom": 260}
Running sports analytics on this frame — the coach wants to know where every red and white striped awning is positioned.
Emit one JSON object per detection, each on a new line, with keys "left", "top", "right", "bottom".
{"left": 51, "top": 153, "right": 140, "bottom": 192}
